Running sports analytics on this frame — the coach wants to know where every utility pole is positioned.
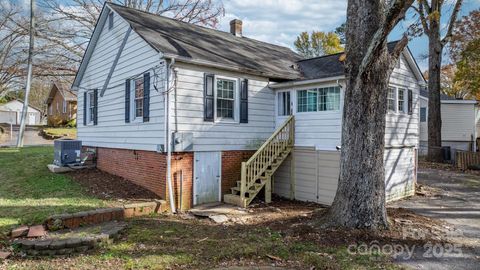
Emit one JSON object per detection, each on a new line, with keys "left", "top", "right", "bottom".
{"left": 16, "top": 0, "right": 35, "bottom": 147}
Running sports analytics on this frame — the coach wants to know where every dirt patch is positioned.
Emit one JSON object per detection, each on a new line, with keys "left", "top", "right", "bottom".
{"left": 67, "top": 169, "right": 161, "bottom": 201}
{"left": 415, "top": 183, "right": 442, "bottom": 197}
{"left": 420, "top": 160, "right": 480, "bottom": 177}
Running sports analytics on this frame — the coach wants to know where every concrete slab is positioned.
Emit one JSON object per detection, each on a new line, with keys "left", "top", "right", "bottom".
{"left": 189, "top": 203, "right": 248, "bottom": 217}
{"left": 47, "top": 164, "right": 73, "bottom": 173}
{"left": 209, "top": 215, "right": 229, "bottom": 223}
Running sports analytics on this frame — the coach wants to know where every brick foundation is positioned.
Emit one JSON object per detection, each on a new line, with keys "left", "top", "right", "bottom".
{"left": 87, "top": 146, "right": 253, "bottom": 210}
{"left": 221, "top": 151, "right": 255, "bottom": 195}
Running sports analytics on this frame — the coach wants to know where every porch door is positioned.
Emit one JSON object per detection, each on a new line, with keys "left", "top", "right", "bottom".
{"left": 194, "top": 151, "right": 221, "bottom": 205}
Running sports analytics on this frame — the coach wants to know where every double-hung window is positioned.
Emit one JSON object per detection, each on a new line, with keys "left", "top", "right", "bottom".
{"left": 88, "top": 91, "right": 95, "bottom": 124}
{"left": 387, "top": 87, "right": 396, "bottom": 112}
{"left": 129, "top": 77, "right": 144, "bottom": 121}
{"left": 398, "top": 88, "right": 406, "bottom": 113}
{"left": 216, "top": 78, "right": 236, "bottom": 119}
{"left": 420, "top": 107, "right": 427, "bottom": 122}
{"left": 297, "top": 86, "right": 340, "bottom": 113}
{"left": 62, "top": 100, "right": 67, "bottom": 114}
{"left": 278, "top": 91, "right": 291, "bottom": 116}
{"left": 388, "top": 86, "right": 410, "bottom": 114}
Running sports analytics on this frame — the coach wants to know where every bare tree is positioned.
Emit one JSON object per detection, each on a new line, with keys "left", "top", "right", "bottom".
{"left": 0, "top": 3, "right": 27, "bottom": 96}
{"left": 38, "top": 0, "right": 225, "bottom": 69}
{"left": 324, "top": 0, "right": 414, "bottom": 229}
{"left": 413, "top": 0, "right": 463, "bottom": 162}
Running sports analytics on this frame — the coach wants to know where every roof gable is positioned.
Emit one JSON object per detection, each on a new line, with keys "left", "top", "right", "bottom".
{"left": 47, "top": 82, "right": 77, "bottom": 104}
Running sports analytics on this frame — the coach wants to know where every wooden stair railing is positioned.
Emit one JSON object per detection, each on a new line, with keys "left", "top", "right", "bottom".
{"left": 224, "top": 116, "right": 294, "bottom": 207}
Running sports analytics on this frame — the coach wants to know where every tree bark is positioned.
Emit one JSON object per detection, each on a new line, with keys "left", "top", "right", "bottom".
{"left": 324, "top": 0, "right": 412, "bottom": 229}
{"left": 427, "top": 26, "right": 443, "bottom": 162}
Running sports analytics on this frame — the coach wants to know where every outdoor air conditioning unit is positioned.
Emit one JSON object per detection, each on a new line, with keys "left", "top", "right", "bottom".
{"left": 54, "top": 139, "right": 82, "bottom": 166}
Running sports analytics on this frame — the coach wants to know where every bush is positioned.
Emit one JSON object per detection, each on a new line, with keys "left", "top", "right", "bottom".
{"left": 66, "top": 118, "right": 77, "bottom": 128}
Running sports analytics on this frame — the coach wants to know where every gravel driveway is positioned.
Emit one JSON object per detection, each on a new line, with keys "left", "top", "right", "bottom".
{"left": 391, "top": 167, "right": 480, "bottom": 269}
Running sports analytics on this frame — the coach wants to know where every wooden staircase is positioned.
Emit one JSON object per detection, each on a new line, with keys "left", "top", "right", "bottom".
{"left": 224, "top": 116, "right": 294, "bottom": 207}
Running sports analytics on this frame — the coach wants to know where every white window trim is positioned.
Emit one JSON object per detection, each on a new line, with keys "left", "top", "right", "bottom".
{"left": 130, "top": 75, "right": 146, "bottom": 123}
{"left": 276, "top": 90, "right": 293, "bottom": 117}
{"left": 86, "top": 91, "right": 95, "bottom": 125}
{"left": 295, "top": 84, "right": 342, "bottom": 114}
{"left": 214, "top": 75, "right": 239, "bottom": 123}
{"left": 387, "top": 85, "right": 409, "bottom": 115}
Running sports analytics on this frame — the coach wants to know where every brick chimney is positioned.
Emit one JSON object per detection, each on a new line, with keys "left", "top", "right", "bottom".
{"left": 230, "top": 19, "right": 243, "bottom": 37}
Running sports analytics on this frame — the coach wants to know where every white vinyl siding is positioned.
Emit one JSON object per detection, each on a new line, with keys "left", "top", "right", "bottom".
{"left": 77, "top": 9, "right": 166, "bottom": 151}
{"left": 275, "top": 54, "right": 420, "bottom": 149}
{"left": 173, "top": 62, "right": 275, "bottom": 152}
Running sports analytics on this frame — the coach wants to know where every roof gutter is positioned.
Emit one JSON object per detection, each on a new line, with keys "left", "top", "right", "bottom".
{"left": 269, "top": 75, "right": 345, "bottom": 89}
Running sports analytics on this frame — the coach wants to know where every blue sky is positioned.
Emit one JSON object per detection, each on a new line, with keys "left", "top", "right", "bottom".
{"left": 217, "top": 0, "right": 480, "bottom": 71}
{"left": 14, "top": 0, "right": 480, "bottom": 71}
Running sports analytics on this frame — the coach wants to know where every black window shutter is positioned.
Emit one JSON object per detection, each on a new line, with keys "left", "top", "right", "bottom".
{"left": 143, "top": 72, "right": 150, "bottom": 122}
{"left": 125, "top": 79, "right": 130, "bottom": 123}
{"left": 93, "top": 89, "right": 98, "bottom": 125}
{"left": 204, "top": 74, "right": 214, "bottom": 121}
{"left": 240, "top": 79, "right": 248, "bottom": 123}
{"left": 408, "top": 89, "right": 413, "bottom": 115}
{"left": 83, "top": 92, "right": 87, "bottom": 126}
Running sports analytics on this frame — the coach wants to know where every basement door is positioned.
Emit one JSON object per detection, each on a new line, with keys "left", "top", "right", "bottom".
{"left": 193, "top": 151, "right": 221, "bottom": 205}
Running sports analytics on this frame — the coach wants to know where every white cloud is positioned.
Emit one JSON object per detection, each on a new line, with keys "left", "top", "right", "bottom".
{"left": 217, "top": 0, "right": 347, "bottom": 49}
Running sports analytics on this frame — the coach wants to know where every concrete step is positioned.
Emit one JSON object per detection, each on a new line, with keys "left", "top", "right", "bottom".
{"left": 223, "top": 194, "right": 247, "bottom": 208}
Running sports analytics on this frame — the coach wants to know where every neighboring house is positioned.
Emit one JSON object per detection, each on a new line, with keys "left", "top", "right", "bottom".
{"left": 0, "top": 99, "right": 42, "bottom": 125}
{"left": 46, "top": 81, "right": 78, "bottom": 126}
{"left": 419, "top": 89, "right": 479, "bottom": 157}
{"left": 72, "top": 3, "right": 425, "bottom": 210}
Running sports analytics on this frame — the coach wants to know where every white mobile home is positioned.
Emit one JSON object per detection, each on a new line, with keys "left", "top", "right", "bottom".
{"left": 73, "top": 3, "right": 425, "bottom": 210}
{"left": 419, "top": 90, "right": 479, "bottom": 157}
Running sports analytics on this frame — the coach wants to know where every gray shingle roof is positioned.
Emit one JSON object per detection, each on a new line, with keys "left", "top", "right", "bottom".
{"left": 108, "top": 3, "right": 303, "bottom": 80}
{"left": 296, "top": 41, "right": 400, "bottom": 81}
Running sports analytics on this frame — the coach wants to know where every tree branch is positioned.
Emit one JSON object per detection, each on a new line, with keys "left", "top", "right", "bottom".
{"left": 412, "top": 1, "right": 430, "bottom": 34}
{"left": 356, "top": 0, "right": 414, "bottom": 80}
{"left": 441, "top": 0, "right": 463, "bottom": 46}
{"left": 389, "top": 34, "right": 409, "bottom": 71}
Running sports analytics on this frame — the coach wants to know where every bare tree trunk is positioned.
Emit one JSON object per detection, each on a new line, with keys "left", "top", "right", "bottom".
{"left": 427, "top": 27, "right": 443, "bottom": 162}
{"left": 323, "top": 0, "right": 413, "bottom": 229}
{"left": 414, "top": 0, "right": 463, "bottom": 162}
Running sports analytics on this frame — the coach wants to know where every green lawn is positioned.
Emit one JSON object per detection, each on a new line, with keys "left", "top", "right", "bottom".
{"left": 43, "top": 128, "right": 77, "bottom": 139}
{"left": 1, "top": 146, "right": 400, "bottom": 269}
{"left": 0, "top": 146, "right": 107, "bottom": 240}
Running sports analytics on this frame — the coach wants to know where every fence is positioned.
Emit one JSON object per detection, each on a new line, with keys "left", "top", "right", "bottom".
{"left": 455, "top": 150, "right": 480, "bottom": 170}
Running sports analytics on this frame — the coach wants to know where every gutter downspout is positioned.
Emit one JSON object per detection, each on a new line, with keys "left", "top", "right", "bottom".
{"left": 166, "top": 58, "right": 176, "bottom": 213}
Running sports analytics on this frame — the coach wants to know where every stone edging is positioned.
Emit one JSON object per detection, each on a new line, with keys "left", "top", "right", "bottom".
{"left": 13, "top": 222, "right": 127, "bottom": 257}
{"left": 45, "top": 200, "right": 166, "bottom": 231}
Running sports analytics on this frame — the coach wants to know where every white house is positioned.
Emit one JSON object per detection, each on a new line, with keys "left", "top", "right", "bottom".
{"left": 72, "top": 3, "right": 425, "bottom": 210}
{"left": 419, "top": 90, "right": 479, "bottom": 157}
{"left": 0, "top": 100, "right": 42, "bottom": 125}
